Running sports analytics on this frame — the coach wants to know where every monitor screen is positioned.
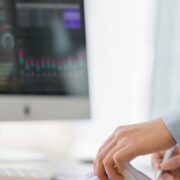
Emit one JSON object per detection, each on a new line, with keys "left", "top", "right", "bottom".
{"left": 0, "top": 0, "right": 89, "bottom": 96}
{"left": 0, "top": 0, "right": 90, "bottom": 120}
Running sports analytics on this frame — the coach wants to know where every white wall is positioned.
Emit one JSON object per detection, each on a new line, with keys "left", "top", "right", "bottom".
{"left": 74, "top": 0, "right": 156, "bottom": 146}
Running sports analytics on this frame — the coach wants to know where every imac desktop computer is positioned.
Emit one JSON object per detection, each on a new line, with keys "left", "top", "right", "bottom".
{"left": 0, "top": 0, "right": 90, "bottom": 121}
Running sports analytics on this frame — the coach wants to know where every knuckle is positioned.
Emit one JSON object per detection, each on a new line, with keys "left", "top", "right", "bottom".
{"left": 119, "top": 137, "right": 127, "bottom": 144}
{"left": 114, "top": 128, "right": 128, "bottom": 141}
{"left": 119, "top": 128, "right": 129, "bottom": 136}
{"left": 116, "top": 136, "right": 129, "bottom": 146}
{"left": 110, "top": 139, "right": 116, "bottom": 146}
{"left": 97, "top": 149, "right": 102, "bottom": 155}
{"left": 113, "top": 154, "right": 121, "bottom": 166}
{"left": 114, "top": 133, "right": 119, "bottom": 142}
{"left": 103, "top": 159, "right": 110, "bottom": 167}
{"left": 96, "top": 155, "right": 104, "bottom": 164}
{"left": 113, "top": 154, "right": 118, "bottom": 161}
{"left": 114, "top": 131, "right": 123, "bottom": 142}
{"left": 114, "top": 126, "right": 123, "bottom": 134}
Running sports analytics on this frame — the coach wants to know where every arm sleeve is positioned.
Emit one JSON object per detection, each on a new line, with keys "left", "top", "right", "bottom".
{"left": 163, "top": 109, "right": 180, "bottom": 145}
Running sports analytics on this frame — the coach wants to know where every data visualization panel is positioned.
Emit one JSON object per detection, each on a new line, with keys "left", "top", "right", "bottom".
{"left": 0, "top": 0, "right": 88, "bottom": 96}
{"left": 0, "top": 0, "right": 15, "bottom": 92}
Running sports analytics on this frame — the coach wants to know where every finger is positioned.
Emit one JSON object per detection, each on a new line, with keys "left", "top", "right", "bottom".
{"left": 177, "top": 146, "right": 180, "bottom": 154}
{"left": 174, "top": 146, "right": 180, "bottom": 153}
{"left": 159, "top": 173, "right": 174, "bottom": 180}
{"left": 97, "top": 134, "right": 114, "bottom": 154}
{"left": 94, "top": 140, "right": 116, "bottom": 178}
{"left": 94, "top": 134, "right": 114, "bottom": 174}
{"left": 113, "top": 146, "right": 136, "bottom": 174}
{"left": 161, "top": 155, "right": 180, "bottom": 171}
{"left": 152, "top": 151, "right": 166, "bottom": 169}
{"left": 152, "top": 153, "right": 163, "bottom": 170}
{"left": 103, "top": 146, "right": 124, "bottom": 180}
{"left": 175, "top": 177, "right": 180, "bottom": 180}
{"left": 95, "top": 157, "right": 108, "bottom": 180}
{"left": 171, "top": 168, "right": 180, "bottom": 178}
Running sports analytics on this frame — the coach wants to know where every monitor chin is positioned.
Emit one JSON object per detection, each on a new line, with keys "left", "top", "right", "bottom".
{"left": 0, "top": 96, "right": 90, "bottom": 121}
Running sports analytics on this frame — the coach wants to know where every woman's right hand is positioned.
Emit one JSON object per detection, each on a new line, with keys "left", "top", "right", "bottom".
{"left": 152, "top": 146, "right": 180, "bottom": 180}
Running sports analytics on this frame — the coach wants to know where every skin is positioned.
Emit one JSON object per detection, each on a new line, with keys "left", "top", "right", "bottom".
{"left": 94, "top": 118, "right": 176, "bottom": 180}
{"left": 152, "top": 146, "right": 180, "bottom": 180}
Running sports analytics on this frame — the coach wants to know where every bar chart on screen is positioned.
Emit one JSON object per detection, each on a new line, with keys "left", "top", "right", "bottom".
{"left": 18, "top": 49, "right": 86, "bottom": 78}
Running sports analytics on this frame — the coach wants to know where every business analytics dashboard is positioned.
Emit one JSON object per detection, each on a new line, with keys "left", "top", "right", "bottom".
{"left": 0, "top": 0, "right": 89, "bottom": 96}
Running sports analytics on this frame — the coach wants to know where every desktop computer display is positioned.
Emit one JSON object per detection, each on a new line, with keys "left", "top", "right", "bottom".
{"left": 0, "top": 0, "right": 90, "bottom": 120}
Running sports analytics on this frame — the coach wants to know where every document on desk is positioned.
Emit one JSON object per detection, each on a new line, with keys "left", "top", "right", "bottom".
{"left": 84, "top": 162, "right": 152, "bottom": 180}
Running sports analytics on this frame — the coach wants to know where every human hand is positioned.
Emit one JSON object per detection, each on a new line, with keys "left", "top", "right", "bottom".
{"left": 152, "top": 146, "right": 180, "bottom": 180}
{"left": 94, "top": 118, "right": 176, "bottom": 180}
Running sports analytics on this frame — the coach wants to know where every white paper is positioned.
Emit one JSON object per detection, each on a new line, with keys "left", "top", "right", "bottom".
{"left": 84, "top": 162, "right": 152, "bottom": 180}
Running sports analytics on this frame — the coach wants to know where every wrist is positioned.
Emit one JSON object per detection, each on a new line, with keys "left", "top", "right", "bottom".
{"left": 153, "top": 118, "right": 176, "bottom": 150}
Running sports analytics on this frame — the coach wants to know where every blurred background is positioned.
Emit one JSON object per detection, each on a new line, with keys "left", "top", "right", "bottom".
{"left": 0, "top": 0, "right": 180, "bottom": 178}
{"left": 75, "top": 0, "right": 180, "bottom": 156}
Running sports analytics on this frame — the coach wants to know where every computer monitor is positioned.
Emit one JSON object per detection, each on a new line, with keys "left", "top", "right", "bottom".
{"left": 0, "top": 0, "right": 90, "bottom": 120}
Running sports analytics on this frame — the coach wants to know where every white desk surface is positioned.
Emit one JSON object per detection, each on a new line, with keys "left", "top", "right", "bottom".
{"left": 0, "top": 155, "right": 155, "bottom": 179}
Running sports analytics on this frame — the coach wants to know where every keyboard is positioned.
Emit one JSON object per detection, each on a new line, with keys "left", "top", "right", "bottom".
{"left": 0, "top": 168, "right": 47, "bottom": 180}
{"left": 0, "top": 161, "right": 94, "bottom": 180}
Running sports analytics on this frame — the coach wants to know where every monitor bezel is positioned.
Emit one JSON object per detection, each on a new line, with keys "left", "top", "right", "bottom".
{"left": 0, "top": 0, "right": 91, "bottom": 121}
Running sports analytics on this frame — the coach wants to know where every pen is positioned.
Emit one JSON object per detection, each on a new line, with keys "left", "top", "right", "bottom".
{"left": 155, "top": 146, "right": 176, "bottom": 180}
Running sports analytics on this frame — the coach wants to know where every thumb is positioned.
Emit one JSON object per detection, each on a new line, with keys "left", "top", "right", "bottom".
{"left": 161, "top": 155, "right": 180, "bottom": 171}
